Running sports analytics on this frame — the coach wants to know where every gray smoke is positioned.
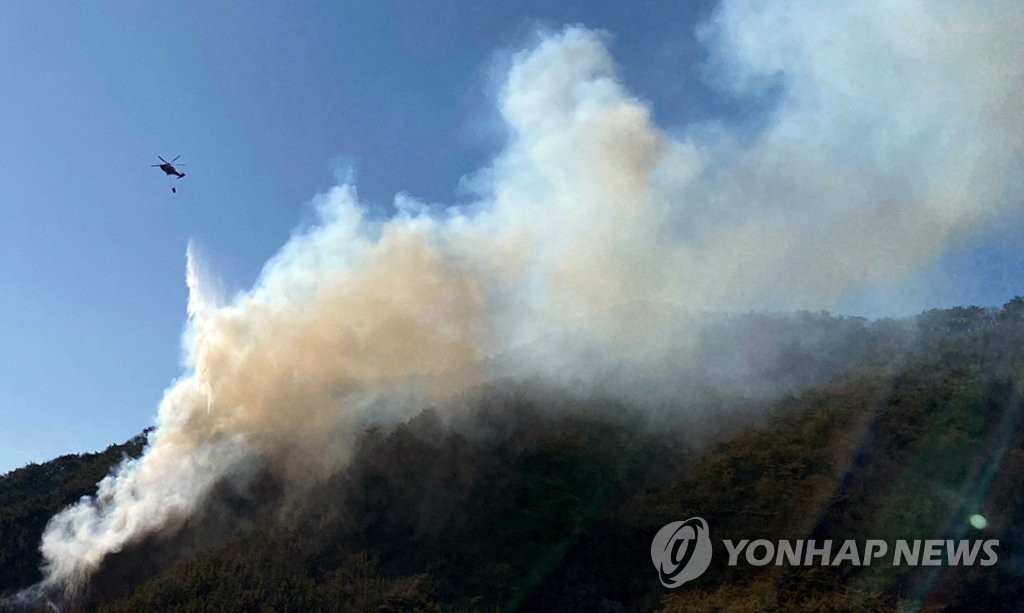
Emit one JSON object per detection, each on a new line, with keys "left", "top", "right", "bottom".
{"left": 25, "top": 0, "right": 1024, "bottom": 598}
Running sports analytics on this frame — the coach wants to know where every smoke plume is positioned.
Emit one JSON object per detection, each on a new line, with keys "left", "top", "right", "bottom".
{"left": 27, "top": 0, "right": 1024, "bottom": 599}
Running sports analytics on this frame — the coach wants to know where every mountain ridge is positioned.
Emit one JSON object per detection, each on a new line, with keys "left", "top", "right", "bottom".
{"left": 3, "top": 300, "right": 1023, "bottom": 611}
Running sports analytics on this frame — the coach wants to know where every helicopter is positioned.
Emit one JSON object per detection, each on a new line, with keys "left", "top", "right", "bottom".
{"left": 151, "top": 155, "right": 186, "bottom": 192}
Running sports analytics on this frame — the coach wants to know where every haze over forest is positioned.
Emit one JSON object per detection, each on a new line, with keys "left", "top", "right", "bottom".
{"left": 1, "top": 0, "right": 1023, "bottom": 610}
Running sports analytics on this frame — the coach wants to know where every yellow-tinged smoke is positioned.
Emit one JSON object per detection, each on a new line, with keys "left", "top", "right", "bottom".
{"left": 28, "top": 0, "right": 1024, "bottom": 597}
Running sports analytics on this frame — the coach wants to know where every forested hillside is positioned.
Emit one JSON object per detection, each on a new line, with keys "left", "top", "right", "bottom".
{"left": 3, "top": 300, "right": 1024, "bottom": 611}
{"left": 0, "top": 433, "right": 148, "bottom": 595}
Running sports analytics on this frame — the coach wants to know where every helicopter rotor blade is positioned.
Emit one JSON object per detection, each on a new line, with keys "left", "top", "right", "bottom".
{"left": 158, "top": 156, "right": 169, "bottom": 163}
{"left": 150, "top": 164, "right": 162, "bottom": 167}
{"left": 170, "top": 155, "right": 181, "bottom": 163}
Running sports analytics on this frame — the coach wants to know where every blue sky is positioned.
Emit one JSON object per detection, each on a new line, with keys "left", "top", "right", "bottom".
{"left": 0, "top": 1, "right": 1020, "bottom": 473}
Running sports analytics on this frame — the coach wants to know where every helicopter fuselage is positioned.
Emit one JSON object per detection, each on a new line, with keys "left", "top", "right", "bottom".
{"left": 158, "top": 164, "right": 185, "bottom": 178}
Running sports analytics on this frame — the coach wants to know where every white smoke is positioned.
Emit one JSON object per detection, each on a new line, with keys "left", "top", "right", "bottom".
{"left": 27, "top": 0, "right": 1024, "bottom": 598}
